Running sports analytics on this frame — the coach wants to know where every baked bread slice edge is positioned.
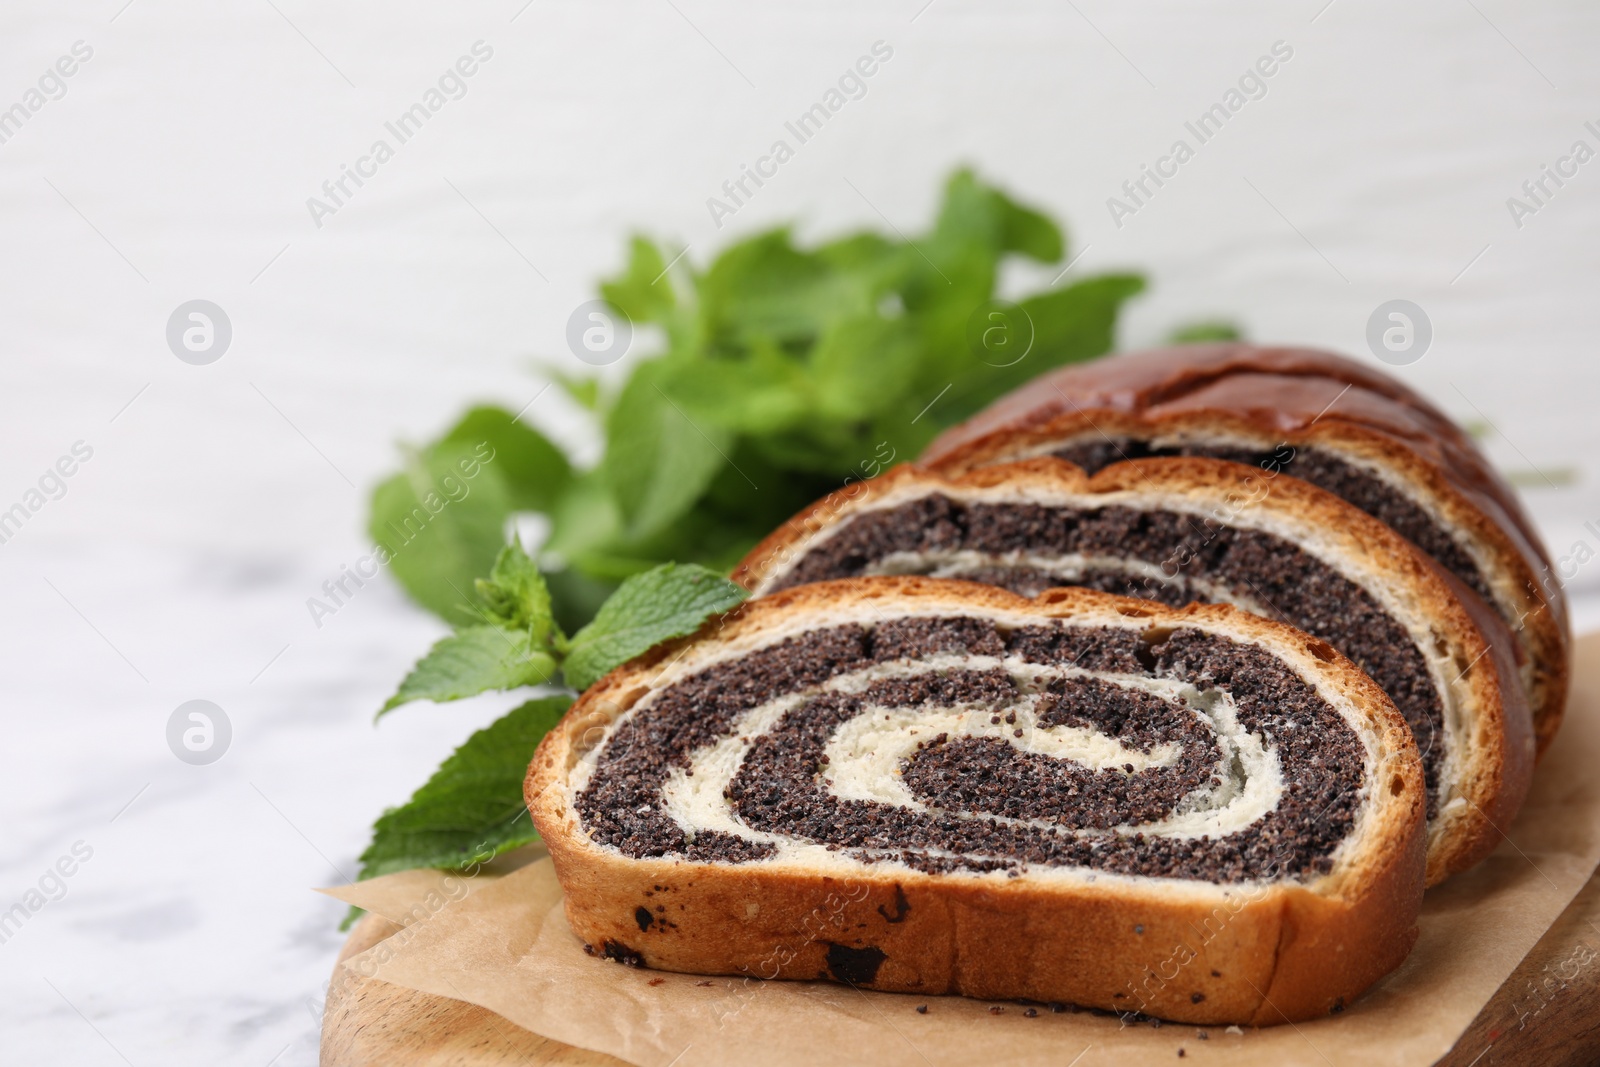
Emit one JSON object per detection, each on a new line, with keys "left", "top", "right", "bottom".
{"left": 917, "top": 344, "right": 1569, "bottom": 759}
{"left": 526, "top": 577, "right": 1427, "bottom": 1025}
{"left": 732, "top": 457, "right": 1534, "bottom": 885}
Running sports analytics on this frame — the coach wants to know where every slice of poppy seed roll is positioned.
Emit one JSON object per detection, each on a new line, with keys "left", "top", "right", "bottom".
{"left": 732, "top": 458, "right": 1533, "bottom": 886}
{"left": 918, "top": 342, "right": 1569, "bottom": 758}
{"left": 526, "top": 577, "right": 1427, "bottom": 1026}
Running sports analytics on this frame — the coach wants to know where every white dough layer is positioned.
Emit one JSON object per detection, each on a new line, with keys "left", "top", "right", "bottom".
{"left": 866, "top": 549, "right": 1264, "bottom": 615}
{"left": 655, "top": 655, "right": 1284, "bottom": 854}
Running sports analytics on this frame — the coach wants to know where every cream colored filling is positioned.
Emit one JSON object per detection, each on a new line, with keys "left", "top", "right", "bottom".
{"left": 759, "top": 477, "right": 1468, "bottom": 830}
{"left": 865, "top": 549, "right": 1264, "bottom": 614}
{"left": 655, "top": 656, "right": 1283, "bottom": 851}
{"left": 566, "top": 605, "right": 1396, "bottom": 889}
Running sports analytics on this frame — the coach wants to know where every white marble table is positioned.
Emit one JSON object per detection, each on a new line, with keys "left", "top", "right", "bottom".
{"left": 3, "top": 3, "right": 1599, "bottom": 1064}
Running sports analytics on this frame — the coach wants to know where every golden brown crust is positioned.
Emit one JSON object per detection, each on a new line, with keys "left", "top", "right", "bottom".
{"left": 527, "top": 577, "right": 1427, "bottom": 1026}
{"left": 732, "top": 456, "right": 1533, "bottom": 885}
{"left": 915, "top": 343, "right": 1569, "bottom": 758}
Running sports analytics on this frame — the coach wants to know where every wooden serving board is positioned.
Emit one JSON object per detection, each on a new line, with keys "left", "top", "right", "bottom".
{"left": 322, "top": 861, "right": 1600, "bottom": 1067}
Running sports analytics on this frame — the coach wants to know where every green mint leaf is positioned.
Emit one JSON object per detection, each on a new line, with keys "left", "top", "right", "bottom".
{"left": 368, "top": 441, "right": 511, "bottom": 627}
{"left": 438, "top": 405, "right": 573, "bottom": 513}
{"left": 1167, "top": 320, "right": 1243, "bottom": 343}
{"left": 542, "top": 469, "right": 623, "bottom": 565}
{"left": 379, "top": 626, "right": 558, "bottom": 716}
{"left": 657, "top": 342, "right": 811, "bottom": 435}
{"left": 355, "top": 696, "right": 572, "bottom": 880}
{"left": 368, "top": 410, "right": 568, "bottom": 628}
{"left": 931, "top": 168, "right": 1064, "bottom": 263}
{"left": 694, "top": 225, "right": 914, "bottom": 353}
{"left": 810, "top": 317, "right": 921, "bottom": 422}
{"left": 600, "top": 235, "right": 676, "bottom": 324}
{"left": 1018, "top": 272, "right": 1146, "bottom": 364}
{"left": 364, "top": 168, "right": 1149, "bottom": 634}
{"left": 994, "top": 190, "right": 1064, "bottom": 264}
{"left": 602, "top": 364, "right": 731, "bottom": 541}
{"left": 553, "top": 373, "right": 602, "bottom": 412}
{"left": 815, "top": 231, "right": 907, "bottom": 277}
{"left": 563, "top": 563, "right": 748, "bottom": 691}
{"left": 380, "top": 543, "right": 565, "bottom": 716}
{"left": 940, "top": 273, "right": 1147, "bottom": 425}
{"left": 698, "top": 229, "right": 872, "bottom": 347}
{"left": 541, "top": 566, "right": 624, "bottom": 640}
{"left": 473, "top": 541, "right": 560, "bottom": 649}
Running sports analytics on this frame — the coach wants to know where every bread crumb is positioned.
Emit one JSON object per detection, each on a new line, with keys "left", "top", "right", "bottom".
{"left": 1226, "top": 1024, "right": 1244, "bottom": 1035}
{"left": 915, "top": 1005, "right": 928, "bottom": 1014}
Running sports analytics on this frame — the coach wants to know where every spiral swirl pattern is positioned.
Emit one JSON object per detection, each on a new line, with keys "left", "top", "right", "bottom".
{"left": 574, "top": 615, "right": 1367, "bottom": 883}
{"left": 759, "top": 496, "right": 1447, "bottom": 818}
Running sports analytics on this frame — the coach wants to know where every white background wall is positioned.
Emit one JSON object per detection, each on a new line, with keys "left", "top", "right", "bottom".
{"left": 2, "top": 2, "right": 1597, "bottom": 1062}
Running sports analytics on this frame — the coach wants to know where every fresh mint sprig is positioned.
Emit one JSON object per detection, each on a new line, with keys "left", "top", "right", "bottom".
{"left": 356, "top": 695, "right": 573, "bottom": 882}
{"left": 368, "top": 169, "right": 1147, "bottom": 635}
{"left": 378, "top": 542, "right": 563, "bottom": 715}
{"left": 562, "top": 562, "right": 750, "bottom": 691}
{"left": 378, "top": 543, "right": 745, "bottom": 716}
{"left": 349, "top": 546, "right": 747, "bottom": 910}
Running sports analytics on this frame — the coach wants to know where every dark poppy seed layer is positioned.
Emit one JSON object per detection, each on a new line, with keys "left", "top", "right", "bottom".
{"left": 574, "top": 617, "right": 1365, "bottom": 882}
{"left": 766, "top": 496, "right": 1443, "bottom": 816}
{"left": 1049, "top": 438, "right": 1490, "bottom": 604}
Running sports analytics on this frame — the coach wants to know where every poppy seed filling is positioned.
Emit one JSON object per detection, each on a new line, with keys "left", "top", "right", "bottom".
{"left": 575, "top": 618, "right": 1367, "bottom": 882}
{"left": 767, "top": 495, "right": 1445, "bottom": 817}
{"left": 1050, "top": 437, "right": 1491, "bottom": 604}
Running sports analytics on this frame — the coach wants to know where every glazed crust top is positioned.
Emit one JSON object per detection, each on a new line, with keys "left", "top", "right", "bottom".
{"left": 920, "top": 343, "right": 1564, "bottom": 630}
